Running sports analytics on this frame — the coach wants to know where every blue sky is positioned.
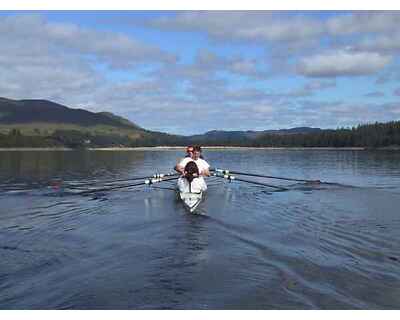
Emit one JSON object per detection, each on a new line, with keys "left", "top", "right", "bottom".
{"left": 0, "top": 10, "right": 400, "bottom": 134}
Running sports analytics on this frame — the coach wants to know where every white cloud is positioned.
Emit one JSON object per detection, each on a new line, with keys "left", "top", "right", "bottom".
{"left": 0, "top": 51, "right": 102, "bottom": 103}
{"left": 1, "top": 12, "right": 399, "bottom": 135}
{"left": 251, "top": 104, "right": 274, "bottom": 115}
{"left": 327, "top": 12, "right": 400, "bottom": 35}
{"left": 356, "top": 33, "right": 400, "bottom": 53}
{"left": 0, "top": 15, "right": 176, "bottom": 68}
{"left": 228, "top": 59, "right": 260, "bottom": 77}
{"left": 145, "top": 11, "right": 400, "bottom": 58}
{"left": 0, "top": 14, "right": 177, "bottom": 109}
{"left": 287, "top": 100, "right": 400, "bottom": 129}
{"left": 297, "top": 50, "right": 392, "bottom": 77}
{"left": 146, "top": 11, "right": 324, "bottom": 44}
{"left": 283, "top": 80, "right": 337, "bottom": 97}
{"left": 143, "top": 11, "right": 400, "bottom": 81}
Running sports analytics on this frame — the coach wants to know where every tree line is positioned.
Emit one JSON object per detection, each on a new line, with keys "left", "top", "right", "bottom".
{"left": 252, "top": 121, "right": 400, "bottom": 148}
{"left": 0, "top": 121, "right": 399, "bottom": 148}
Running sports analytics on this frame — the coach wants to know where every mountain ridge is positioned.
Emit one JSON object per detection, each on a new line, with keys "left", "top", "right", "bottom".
{"left": 6, "top": 96, "right": 396, "bottom": 150}
{"left": 0, "top": 97, "right": 321, "bottom": 138}
{"left": 0, "top": 97, "right": 143, "bottom": 130}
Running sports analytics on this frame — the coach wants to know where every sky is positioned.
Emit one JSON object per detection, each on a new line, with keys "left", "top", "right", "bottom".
{"left": 1, "top": 9, "right": 400, "bottom": 135}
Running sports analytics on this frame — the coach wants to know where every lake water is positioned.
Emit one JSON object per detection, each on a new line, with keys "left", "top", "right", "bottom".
{"left": 1, "top": 149, "right": 400, "bottom": 309}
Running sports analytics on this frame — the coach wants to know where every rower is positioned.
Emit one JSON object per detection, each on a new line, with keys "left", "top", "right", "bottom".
{"left": 177, "top": 161, "right": 207, "bottom": 194}
{"left": 174, "top": 145, "right": 194, "bottom": 175}
{"left": 192, "top": 145, "right": 210, "bottom": 177}
{"left": 175, "top": 145, "right": 210, "bottom": 177}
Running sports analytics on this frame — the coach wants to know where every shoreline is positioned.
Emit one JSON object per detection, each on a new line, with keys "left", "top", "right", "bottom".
{"left": 88, "top": 146, "right": 368, "bottom": 151}
{"left": 0, "top": 146, "right": 376, "bottom": 151}
{"left": 1, "top": 146, "right": 400, "bottom": 151}
{"left": 0, "top": 147, "right": 75, "bottom": 151}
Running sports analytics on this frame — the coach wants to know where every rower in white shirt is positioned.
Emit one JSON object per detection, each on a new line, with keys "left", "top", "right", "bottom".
{"left": 177, "top": 161, "right": 207, "bottom": 194}
{"left": 175, "top": 145, "right": 210, "bottom": 177}
{"left": 174, "top": 145, "right": 194, "bottom": 175}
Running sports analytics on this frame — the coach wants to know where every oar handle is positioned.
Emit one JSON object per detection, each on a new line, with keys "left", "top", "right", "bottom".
{"left": 64, "top": 172, "right": 179, "bottom": 188}
{"left": 77, "top": 174, "right": 179, "bottom": 195}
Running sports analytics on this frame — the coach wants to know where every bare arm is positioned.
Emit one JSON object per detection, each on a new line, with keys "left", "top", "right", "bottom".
{"left": 200, "top": 159, "right": 211, "bottom": 177}
{"left": 175, "top": 158, "right": 186, "bottom": 174}
{"left": 174, "top": 164, "right": 185, "bottom": 174}
{"left": 201, "top": 168, "right": 210, "bottom": 177}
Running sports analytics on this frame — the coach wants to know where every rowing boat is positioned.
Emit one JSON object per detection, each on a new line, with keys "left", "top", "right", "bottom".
{"left": 179, "top": 191, "right": 203, "bottom": 212}
{"left": 73, "top": 168, "right": 301, "bottom": 209}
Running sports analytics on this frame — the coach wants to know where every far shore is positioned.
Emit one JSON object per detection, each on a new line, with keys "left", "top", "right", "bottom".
{"left": 0, "top": 146, "right": 394, "bottom": 152}
{"left": 0, "top": 147, "right": 75, "bottom": 151}
{"left": 88, "top": 146, "right": 368, "bottom": 151}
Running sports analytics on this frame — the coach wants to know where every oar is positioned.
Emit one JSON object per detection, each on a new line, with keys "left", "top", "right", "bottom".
{"left": 64, "top": 172, "right": 179, "bottom": 189}
{"left": 76, "top": 175, "right": 180, "bottom": 195}
{"left": 213, "top": 173, "right": 288, "bottom": 191}
{"left": 211, "top": 168, "right": 321, "bottom": 184}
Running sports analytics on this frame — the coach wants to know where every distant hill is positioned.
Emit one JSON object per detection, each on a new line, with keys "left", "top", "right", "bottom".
{"left": 96, "top": 111, "right": 143, "bottom": 129}
{"left": 0, "top": 97, "right": 186, "bottom": 147}
{"left": 263, "top": 127, "right": 322, "bottom": 135}
{"left": 1, "top": 96, "right": 398, "bottom": 149}
{"left": 0, "top": 97, "right": 322, "bottom": 144}
{"left": 189, "top": 127, "right": 322, "bottom": 143}
{"left": 0, "top": 97, "right": 142, "bottom": 129}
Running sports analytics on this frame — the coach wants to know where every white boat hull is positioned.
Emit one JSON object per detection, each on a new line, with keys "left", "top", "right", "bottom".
{"left": 179, "top": 192, "right": 203, "bottom": 212}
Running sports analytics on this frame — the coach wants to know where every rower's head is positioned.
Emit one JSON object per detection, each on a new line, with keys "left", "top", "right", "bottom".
{"left": 186, "top": 145, "right": 194, "bottom": 158}
{"left": 192, "top": 145, "right": 202, "bottom": 160}
{"left": 184, "top": 161, "right": 199, "bottom": 183}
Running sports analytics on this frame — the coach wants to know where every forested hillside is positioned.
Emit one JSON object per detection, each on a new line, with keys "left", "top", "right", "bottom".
{"left": 1, "top": 97, "right": 399, "bottom": 148}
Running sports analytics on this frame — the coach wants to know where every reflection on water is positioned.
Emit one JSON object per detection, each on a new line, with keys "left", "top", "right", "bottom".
{"left": 0, "top": 149, "right": 400, "bottom": 309}
{"left": 0, "top": 150, "right": 148, "bottom": 183}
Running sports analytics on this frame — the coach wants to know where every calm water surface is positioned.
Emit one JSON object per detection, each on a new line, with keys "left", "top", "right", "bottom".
{"left": 0, "top": 149, "right": 400, "bottom": 309}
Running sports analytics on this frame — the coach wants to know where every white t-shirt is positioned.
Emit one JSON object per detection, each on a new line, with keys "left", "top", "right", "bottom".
{"left": 177, "top": 176, "right": 207, "bottom": 193}
{"left": 178, "top": 157, "right": 210, "bottom": 175}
